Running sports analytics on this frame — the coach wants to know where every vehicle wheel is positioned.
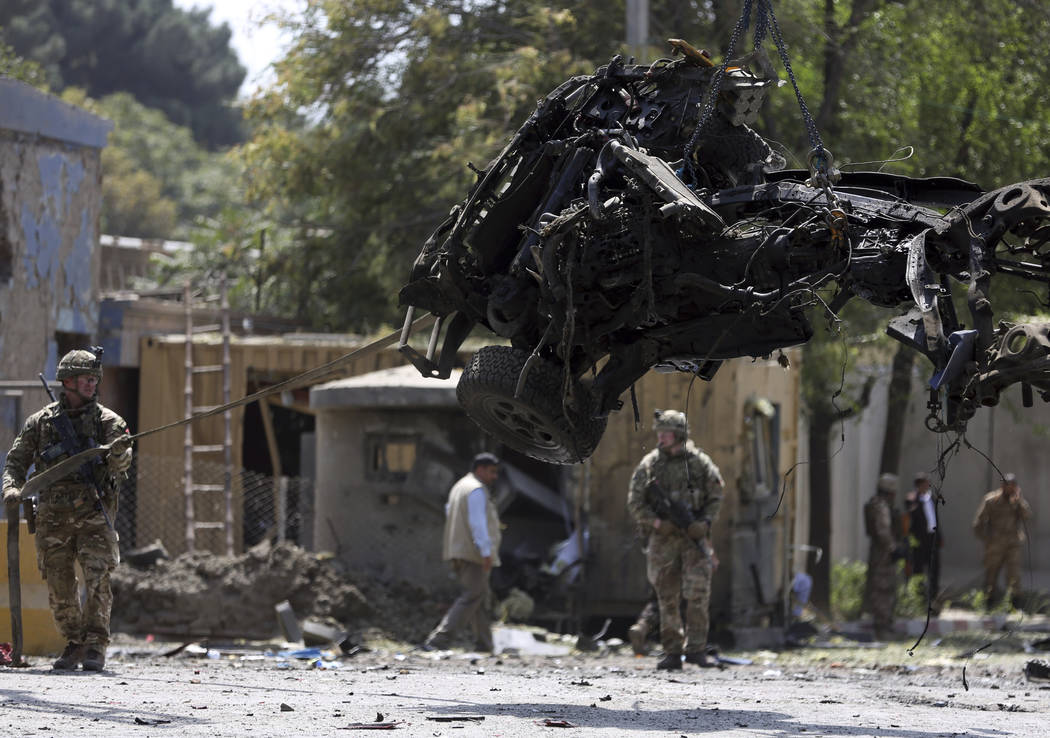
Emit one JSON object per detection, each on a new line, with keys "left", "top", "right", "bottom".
{"left": 457, "top": 346, "right": 607, "bottom": 464}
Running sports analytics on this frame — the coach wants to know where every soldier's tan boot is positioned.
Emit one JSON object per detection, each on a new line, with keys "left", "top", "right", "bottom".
{"left": 53, "top": 642, "right": 84, "bottom": 670}
{"left": 82, "top": 647, "right": 106, "bottom": 672}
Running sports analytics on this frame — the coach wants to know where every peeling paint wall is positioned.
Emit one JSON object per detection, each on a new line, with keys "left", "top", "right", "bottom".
{"left": 0, "top": 129, "right": 105, "bottom": 452}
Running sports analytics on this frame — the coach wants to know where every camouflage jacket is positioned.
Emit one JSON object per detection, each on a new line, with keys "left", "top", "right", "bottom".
{"left": 864, "top": 495, "right": 895, "bottom": 549}
{"left": 972, "top": 489, "right": 1032, "bottom": 545}
{"left": 627, "top": 440, "right": 724, "bottom": 535}
{"left": 2, "top": 395, "right": 128, "bottom": 497}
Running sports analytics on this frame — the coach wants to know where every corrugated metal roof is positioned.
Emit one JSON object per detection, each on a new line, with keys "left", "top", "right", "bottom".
{"left": 311, "top": 364, "right": 461, "bottom": 409}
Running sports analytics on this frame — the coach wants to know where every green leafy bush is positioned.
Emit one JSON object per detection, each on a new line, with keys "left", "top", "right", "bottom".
{"left": 830, "top": 559, "right": 868, "bottom": 621}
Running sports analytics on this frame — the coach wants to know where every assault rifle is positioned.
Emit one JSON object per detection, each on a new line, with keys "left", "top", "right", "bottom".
{"left": 37, "top": 373, "right": 116, "bottom": 533}
{"left": 645, "top": 479, "right": 710, "bottom": 558}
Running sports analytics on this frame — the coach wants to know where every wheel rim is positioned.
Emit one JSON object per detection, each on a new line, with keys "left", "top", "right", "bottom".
{"left": 478, "top": 395, "right": 562, "bottom": 450}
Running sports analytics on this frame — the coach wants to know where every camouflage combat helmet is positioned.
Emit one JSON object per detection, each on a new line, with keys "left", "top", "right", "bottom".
{"left": 877, "top": 472, "right": 898, "bottom": 495}
{"left": 56, "top": 349, "right": 103, "bottom": 382}
{"left": 653, "top": 409, "right": 689, "bottom": 437}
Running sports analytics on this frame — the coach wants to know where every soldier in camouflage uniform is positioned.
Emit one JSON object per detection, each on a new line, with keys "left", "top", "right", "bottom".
{"left": 627, "top": 409, "right": 724, "bottom": 670}
{"left": 973, "top": 473, "right": 1032, "bottom": 605}
{"left": 863, "top": 473, "right": 900, "bottom": 640}
{"left": 2, "top": 350, "right": 132, "bottom": 672}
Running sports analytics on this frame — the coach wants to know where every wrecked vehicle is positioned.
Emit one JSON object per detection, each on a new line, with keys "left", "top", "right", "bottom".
{"left": 398, "top": 42, "right": 1050, "bottom": 464}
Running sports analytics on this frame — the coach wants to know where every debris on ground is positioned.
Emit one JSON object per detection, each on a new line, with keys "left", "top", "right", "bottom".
{"left": 1025, "top": 659, "right": 1050, "bottom": 682}
{"left": 123, "top": 539, "right": 170, "bottom": 568}
{"left": 492, "top": 626, "right": 572, "bottom": 656}
{"left": 537, "top": 718, "right": 576, "bottom": 728}
{"left": 111, "top": 541, "right": 440, "bottom": 641}
{"left": 425, "top": 715, "right": 485, "bottom": 722}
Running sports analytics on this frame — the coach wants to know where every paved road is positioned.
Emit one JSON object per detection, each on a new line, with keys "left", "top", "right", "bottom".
{"left": 1, "top": 636, "right": 1047, "bottom": 736}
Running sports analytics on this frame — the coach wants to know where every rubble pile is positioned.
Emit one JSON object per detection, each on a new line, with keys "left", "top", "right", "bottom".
{"left": 111, "top": 541, "right": 439, "bottom": 642}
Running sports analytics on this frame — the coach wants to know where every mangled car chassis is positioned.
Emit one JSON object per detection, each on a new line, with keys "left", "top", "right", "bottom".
{"left": 398, "top": 43, "right": 1050, "bottom": 464}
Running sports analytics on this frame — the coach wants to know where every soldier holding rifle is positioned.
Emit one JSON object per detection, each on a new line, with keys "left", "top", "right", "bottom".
{"left": 627, "top": 409, "right": 724, "bottom": 670}
{"left": 2, "top": 349, "right": 131, "bottom": 672}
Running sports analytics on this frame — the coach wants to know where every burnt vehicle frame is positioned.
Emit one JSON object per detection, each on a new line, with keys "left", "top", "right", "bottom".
{"left": 397, "top": 42, "right": 1050, "bottom": 464}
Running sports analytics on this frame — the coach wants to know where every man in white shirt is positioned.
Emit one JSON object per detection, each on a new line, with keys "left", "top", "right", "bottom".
{"left": 423, "top": 452, "right": 502, "bottom": 652}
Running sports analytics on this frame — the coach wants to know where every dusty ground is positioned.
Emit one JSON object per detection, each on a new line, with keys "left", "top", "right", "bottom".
{"left": 2, "top": 631, "right": 1048, "bottom": 737}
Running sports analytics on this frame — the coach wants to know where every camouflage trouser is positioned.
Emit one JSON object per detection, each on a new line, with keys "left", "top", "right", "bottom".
{"left": 646, "top": 532, "right": 712, "bottom": 655}
{"left": 35, "top": 489, "right": 119, "bottom": 649}
{"left": 983, "top": 542, "right": 1022, "bottom": 597}
{"left": 865, "top": 547, "right": 896, "bottom": 633}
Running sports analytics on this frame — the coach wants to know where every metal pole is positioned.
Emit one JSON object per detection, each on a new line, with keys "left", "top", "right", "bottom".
{"left": 184, "top": 282, "right": 195, "bottom": 552}
{"left": 222, "top": 274, "right": 234, "bottom": 555}
{"left": 626, "top": 0, "right": 649, "bottom": 60}
{"left": 277, "top": 476, "right": 288, "bottom": 544}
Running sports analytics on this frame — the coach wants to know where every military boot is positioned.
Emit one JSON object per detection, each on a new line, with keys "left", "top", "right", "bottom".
{"left": 81, "top": 647, "right": 106, "bottom": 672}
{"left": 684, "top": 650, "right": 717, "bottom": 667}
{"left": 655, "top": 652, "right": 682, "bottom": 671}
{"left": 53, "top": 642, "right": 83, "bottom": 670}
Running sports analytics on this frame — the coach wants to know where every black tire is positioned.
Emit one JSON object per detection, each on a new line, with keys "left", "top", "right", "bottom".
{"left": 457, "top": 346, "right": 607, "bottom": 464}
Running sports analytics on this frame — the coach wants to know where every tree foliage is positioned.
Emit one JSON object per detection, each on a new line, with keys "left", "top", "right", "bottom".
{"left": 0, "top": 0, "right": 246, "bottom": 148}
{"left": 61, "top": 89, "right": 241, "bottom": 240}
{"left": 0, "top": 25, "right": 47, "bottom": 86}
{"left": 230, "top": 1, "right": 1050, "bottom": 331}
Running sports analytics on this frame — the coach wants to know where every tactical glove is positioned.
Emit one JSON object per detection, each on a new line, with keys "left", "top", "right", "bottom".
{"left": 108, "top": 438, "right": 133, "bottom": 475}
{"left": 687, "top": 520, "right": 709, "bottom": 540}
{"left": 654, "top": 519, "right": 677, "bottom": 536}
{"left": 3, "top": 486, "right": 21, "bottom": 505}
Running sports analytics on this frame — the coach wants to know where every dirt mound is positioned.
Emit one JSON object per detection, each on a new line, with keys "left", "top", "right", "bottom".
{"left": 111, "top": 541, "right": 439, "bottom": 642}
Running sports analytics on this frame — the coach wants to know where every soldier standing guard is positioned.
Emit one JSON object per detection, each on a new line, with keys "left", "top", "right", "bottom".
{"left": 627, "top": 409, "right": 724, "bottom": 670}
{"left": 2, "top": 349, "right": 132, "bottom": 672}
{"left": 973, "top": 473, "right": 1032, "bottom": 605}
{"left": 864, "top": 473, "right": 901, "bottom": 640}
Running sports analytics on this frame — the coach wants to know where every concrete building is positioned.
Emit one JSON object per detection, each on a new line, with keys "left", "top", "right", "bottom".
{"left": 310, "top": 353, "right": 805, "bottom": 633}
{"left": 0, "top": 78, "right": 112, "bottom": 452}
{"left": 832, "top": 364, "right": 1050, "bottom": 595}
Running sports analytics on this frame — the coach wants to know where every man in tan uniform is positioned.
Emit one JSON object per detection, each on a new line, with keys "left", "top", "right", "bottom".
{"left": 627, "top": 410, "right": 723, "bottom": 670}
{"left": 973, "top": 473, "right": 1032, "bottom": 604}
{"left": 2, "top": 350, "right": 132, "bottom": 672}
{"left": 864, "top": 473, "right": 901, "bottom": 640}
{"left": 424, "top": 452, "right": 502, "bottom": 652}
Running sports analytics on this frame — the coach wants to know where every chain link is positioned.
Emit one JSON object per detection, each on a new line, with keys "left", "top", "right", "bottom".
{"left": 684, "top": 0, "right": 831, "bottom": 183}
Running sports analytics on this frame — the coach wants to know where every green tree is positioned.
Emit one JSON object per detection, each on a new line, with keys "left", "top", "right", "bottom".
{"left": 0, "top": 0, "right": 246, "bottom": 148}
{"left": 240, "top": 0, "right": 617, "bottom": 329}
{"left": 63, "top": 89, "right": 241, "bottom": 240}
{"left": 0, "top": 25, "right": 47, "bottom": 86}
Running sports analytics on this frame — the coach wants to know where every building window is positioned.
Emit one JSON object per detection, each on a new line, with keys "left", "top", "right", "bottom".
{"left": 365, "top": 433, "right": 418, "bottom": 482}
{"left": 744, "top": 397, "right": 780, "bottom": 500}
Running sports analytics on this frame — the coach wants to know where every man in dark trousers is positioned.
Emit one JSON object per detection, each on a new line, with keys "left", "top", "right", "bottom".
{"left": 907, "top": 472, "right": 941, "bottom": 608}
